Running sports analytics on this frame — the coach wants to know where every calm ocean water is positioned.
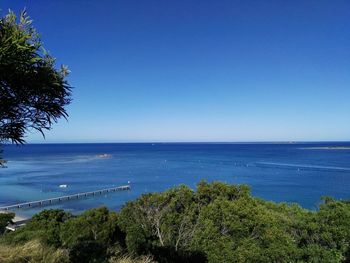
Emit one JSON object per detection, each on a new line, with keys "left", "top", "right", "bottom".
{"left": 1, "top": 143, "right": 350, "bottom": 217}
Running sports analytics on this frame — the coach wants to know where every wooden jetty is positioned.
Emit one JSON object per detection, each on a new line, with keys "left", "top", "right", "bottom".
{"left": 0, "top": 184, "right": 131, "bottom": 211}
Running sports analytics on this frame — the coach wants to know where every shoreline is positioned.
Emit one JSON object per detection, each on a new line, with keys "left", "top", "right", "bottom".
{"left": 300, "top": 146, "right": 350, "bottom": 150}
{"left": 0, "top": 211, "right": 30, "bottom": 223}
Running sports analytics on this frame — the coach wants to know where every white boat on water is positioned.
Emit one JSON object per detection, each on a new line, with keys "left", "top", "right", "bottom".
{"left": 59, "top": 184, "right": 68, "bottom": 188}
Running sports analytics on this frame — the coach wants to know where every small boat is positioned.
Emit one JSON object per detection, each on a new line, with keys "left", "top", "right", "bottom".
{"left": 59, "top": 184, "right": 68, "bottom": 188}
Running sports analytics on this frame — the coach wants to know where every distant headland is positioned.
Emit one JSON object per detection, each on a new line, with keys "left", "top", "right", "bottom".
{"left": 301, "top": 146, "right": 350, "bottom": 150}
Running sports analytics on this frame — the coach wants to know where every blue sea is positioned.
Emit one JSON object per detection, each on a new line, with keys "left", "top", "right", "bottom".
{"left": 1, "top": 142, "right": 350, "bottom": 217}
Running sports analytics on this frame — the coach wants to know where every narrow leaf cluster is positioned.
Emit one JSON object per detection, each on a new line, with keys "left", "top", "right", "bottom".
{"left": 0, "top": 10, "right": 72, "bottom": 144}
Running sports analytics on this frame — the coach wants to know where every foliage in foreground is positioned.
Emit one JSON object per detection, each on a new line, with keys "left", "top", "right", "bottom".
{"left": 0, "top": 9, "right": 72, "bottom": 167}
{"left": 0, "top": 239, "right": 69, "bottom": 263}
{"left": 0, "top": 212, "right": 14, "bottom": 235}
{"left": 0, "top": 10, "right": 72, "bottom": 145}
{"left": 1, "top": 181, "right": 350, "bottom": 262}
{"left": 0, "top": 239, "right": 154, "bottom": 263}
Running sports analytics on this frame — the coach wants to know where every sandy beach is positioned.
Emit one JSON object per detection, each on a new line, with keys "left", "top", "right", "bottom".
{"left": 0, "top": 211, "right": 29, "bottom": 222}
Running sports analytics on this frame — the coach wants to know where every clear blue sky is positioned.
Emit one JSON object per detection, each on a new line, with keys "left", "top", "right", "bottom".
{"left": 2, "top": 0, "right": 350, "bottom": 142}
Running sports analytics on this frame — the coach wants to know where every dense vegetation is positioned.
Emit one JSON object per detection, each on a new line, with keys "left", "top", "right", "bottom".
{"left": 0, "top": 181, "right": 350, "bottom": 262}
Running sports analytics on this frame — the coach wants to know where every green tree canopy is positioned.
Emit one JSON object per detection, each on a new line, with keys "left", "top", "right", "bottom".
{"left": 0, "top": 10, "right": 71, "bottom": 146}
{"left": 1, "top": 183, "right": 350, "bottom": 262}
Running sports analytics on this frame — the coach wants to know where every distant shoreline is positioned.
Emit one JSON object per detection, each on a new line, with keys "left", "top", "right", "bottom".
{"left": 300, "top": 146, "right": 350, "bottom": 150}
{"left": 3, "top": 141, "right": 350, "bottom": 145}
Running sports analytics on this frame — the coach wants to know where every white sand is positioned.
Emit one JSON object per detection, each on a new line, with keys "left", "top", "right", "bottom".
{"left": 0, "top": 210, "right": 30, "bottom": 222}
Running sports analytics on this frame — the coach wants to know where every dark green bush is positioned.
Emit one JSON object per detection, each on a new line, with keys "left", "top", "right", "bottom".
{"left": 1, "top": 182, "right": 350, "bottom": 263}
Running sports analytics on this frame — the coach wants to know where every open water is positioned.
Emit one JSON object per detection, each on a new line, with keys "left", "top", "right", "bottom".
{"left": 1, "top": 142, "right": 350, "bottom": 217}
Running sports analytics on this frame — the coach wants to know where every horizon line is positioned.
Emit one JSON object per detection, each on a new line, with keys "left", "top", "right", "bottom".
{"left": 4, "top": 140, "right": 350, "bottom": 145}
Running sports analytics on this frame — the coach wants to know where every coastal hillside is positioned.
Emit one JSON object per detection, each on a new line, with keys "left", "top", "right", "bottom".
{"left": 1, "top": 181, "right": 350, "bottom": 263}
